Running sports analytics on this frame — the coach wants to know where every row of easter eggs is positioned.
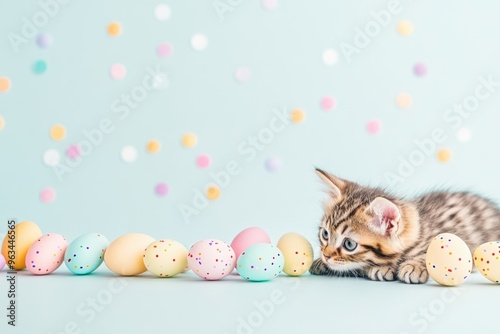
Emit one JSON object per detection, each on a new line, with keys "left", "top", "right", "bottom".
{"left": 0, "top": 222, "right": 314, "bottom": 282}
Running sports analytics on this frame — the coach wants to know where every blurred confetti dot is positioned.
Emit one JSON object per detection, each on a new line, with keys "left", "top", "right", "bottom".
{"left": 50, "top": 124, "right": 66, "bottom": 141}
{"left": 0, "top": 77, "right": 11, "bottom": 93}
{"left": 235, "top": 67, "right": 251, "bottom": 83}
{"left": 457, "top": 128, "right": 471, "bottom": 143}
{"left": 181, "top": 132, "right": 198, "bottom": 148}
{"left": 121, "top": 145, "right": 138, "bottom": 163}
{"left": 33, "top": 60, "right": 47, "bottom": 74}
{"left": 196, "top": 154, "right": 212, "bottom": 169}
{"left": 322, "top": 49, "right": 338, "bottom": 66}
{"left": 110, "top": 64, "right": 127, "bottom": 80}
{"left": 191, "top": 33, "right": 208, "bottom": 51}
{"left": 414, "top": 63, "right": 427, "bottom": 77}
{"left": 206, "top": 185, "right": 220, "bottom": 200}
{"left": 155, "top": 4, "right": 171, "bottom": 21}
{"left": 397, "top": 20, "right": 413, "bottom": 36}
{"left": 157, "top": 43, "right": 173, "bottom": 58}
{"left": 437, "top": 148, "right": 452, "bottom": 163}
{"left": 36, "top": 33, "right": 53, "bottom": 48}
{"left": 396, "top": 93, "right": 412, "bottom": 109}
{"left": 366, "top": 120, "right": 381, "bottom": 135}
{"left": 0, "top": 115, "right": 5, "bottom": 131}
{"left": 155, "top": 182, "right": 169, "bottom": 197}
{"left": 265, "top": 157, "right": 281, "bottom": 172}
{"left": 43, "top": 149, "right": 60, "bottom": 166}
{"left": 40, "top": 187, "right": 56, "bottom": 203}
{"left": 290, "top": 109, "right": 305, "bottom": 123}
{"left": 321, "top": 96, "right": 336, "bottom": 111}
{"left": 262, "top": 0, "right": 279, "bottom": 10}
{"left": 147, "top": 139, "right": 161, "bottom": 153}
{"left": 107, "top": 22, "right": 122, "bottom": 36}
{"left": 66, "top": 145, "right": 81, "bottom": 160}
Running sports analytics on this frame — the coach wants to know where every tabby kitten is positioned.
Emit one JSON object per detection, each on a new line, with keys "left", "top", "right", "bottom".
{"left": 309, "top": 168, "right": 500, "bottom": 284}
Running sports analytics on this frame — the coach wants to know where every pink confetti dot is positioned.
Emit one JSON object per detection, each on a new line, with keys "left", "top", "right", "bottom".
{"left": 320, "top": 96, "right": 336, "bottom": 111}
{"left": 40, "top": 187, "right": 56, "bottom": 203}
{"left": 262, "top": 0, "right": 279, "bottom": 10}
{"left": 366, "top": 120, "right": 381, "bottom": 134}
{"left": 110, "top": 63, "right": 127, "bottom": 80}
{"left": 157, "top": 43, "right": 173, "bottom": 58}
{"left": 155, "top": 183, "right": 169, "bottom": 197}
{"left": 414, "top": 63, "right": 427, "bottom": 77}
{"left": 196, "top": 154, "right": 212, "bottom": 169}
{"left": 66, "top": 145, "right": 81, "bottom": 160}
{"left": 235, "top": 67, "right": 251, "bottom": 82}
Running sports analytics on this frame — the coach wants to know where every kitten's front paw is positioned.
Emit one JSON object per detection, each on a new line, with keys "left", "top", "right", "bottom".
{"left": 366, "top": 266, "right": 396, "bottom": 281}
{"left": 398, "top": 260, "right": 428, "bottom": 284}
{"left": 309, "top": 258, "right": 330, "bottom": 275}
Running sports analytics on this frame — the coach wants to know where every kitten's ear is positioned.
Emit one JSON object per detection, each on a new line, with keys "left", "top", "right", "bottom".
{"left": 315, "top": 168, "right": 346, "bottom": 200}
{"left": 364, "top": 197, "right": 401, "bottom": 237}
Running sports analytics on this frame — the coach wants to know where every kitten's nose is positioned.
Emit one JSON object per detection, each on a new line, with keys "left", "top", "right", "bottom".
{"left": 323, "top": 246, "right": 335, "bottom": 259}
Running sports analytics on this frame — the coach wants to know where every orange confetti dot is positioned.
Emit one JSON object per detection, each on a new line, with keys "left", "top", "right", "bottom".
{"left": 397, "top": 20, "right": 413, "bottom": 36}
{"left": 0, "top": 77, "right": 11, "bottom": 93}
{"left": 147, "top": 139, "right": 161, "bottom": 153}
{"left": 181, "top": 133, "right": 197, "bottom": 148}
{"left": 396, "top": 93, "right": 412, "bottom": 109}
{"left": 107, "top": 22, "right": 122, "bottom": 37}
{"left": 437, "top": 148, "right": 452, "bottom": 163}
{"left": 290, "top": 109, "right": 305, "bottom": 124}
{"left": 50, "top": 124, "right": 66, "bottom": 141}
{"left": 206, "top": 185, "right": 220, "bottom": 200}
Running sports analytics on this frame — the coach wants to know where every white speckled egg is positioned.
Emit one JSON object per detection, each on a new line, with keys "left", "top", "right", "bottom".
{"left": 276, "top": 232, "right": 314, "bottom": 276}
{"left": 187, "top": 239, "right": 235, "bottom": 280}
{"left": 473, "top": 241, "right": 500, "bottom": 283}
{"left": 237, "top": 243, "right": 284, "bottom": 281}
{"left": 65, "top": 233, "right": 109, "bottom": 275}
{"left": 143, "top": 240, "right": 188, "bottom": 277}
{"left": 426, "top": 233, "right": 472, "bottom": 286}
{"left": 25, "top": 233, "right": 68, "bottom": 275}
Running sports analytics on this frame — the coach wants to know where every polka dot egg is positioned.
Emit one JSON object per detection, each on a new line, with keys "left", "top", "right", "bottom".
{"left": 187, "top": 239, "right": 235, "bottom": 280}
{"left": 143, "top": 239, "right": 188, "bottom": 277}
{"left": 276, "top": 232, "right": 314, "bottom": 276}
{"left": 473, "top": 241, "right": 500, "bottom": 284}
{"left": 64, "top": 233, "right": 109, "bottom": 275}
{"left": 25, "top": 234, "right": 68, "bottom": 275}
{"left": 426, "top": 233, "right": 472, "bottom": 286}
{"left": 237, "top": 244, "right": 284, "bottom": 282}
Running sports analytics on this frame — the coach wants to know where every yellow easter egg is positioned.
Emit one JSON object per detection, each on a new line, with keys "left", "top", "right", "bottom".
{"left": 276, "top": 232, "right": 314, "bottom": 276}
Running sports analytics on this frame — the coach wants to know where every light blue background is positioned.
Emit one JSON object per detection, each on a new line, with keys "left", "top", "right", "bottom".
{"left": 2, "top": 1, "right": 500, "bottom": 333}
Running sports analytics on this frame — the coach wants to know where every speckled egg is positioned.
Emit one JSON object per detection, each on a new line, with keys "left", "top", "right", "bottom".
{"left": 237, "top": 243, "right": 284, "bottom": 282}
{"left": 426, "top": 233, "right": 472, "bottom": 286}
{"left": 1, "top": 221, "right": 42, "bottom": 270}
{"left": 143, "top": 240, "right": 188, "bottom": 277}
{"left": 276, "top": 232, "right": 314, "bottom": 276}
{"left": 187, "top": 239, "right": 235, "bottom": 280}
{"left": 473, "top": 241, "right": 500, "bottom": 283}
{"left": 104, "top": 233, "right": 155, "bottom": 276}
{"left": 65, "top": 233, "right": 109, "bottom": 275}
{"left": 231, "top": 227, "right": 271, "bottom": 261}
{"left": 25, "top": 233, "right": 68, "bottom": 275}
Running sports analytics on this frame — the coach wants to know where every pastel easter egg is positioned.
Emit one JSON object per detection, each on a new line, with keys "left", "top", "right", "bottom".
{"left": 0, "top": 253, "right": 5, "bottom": 270}
{"left": 473, "top": 241, "right": 500, "bottom": 283}
{"left": 277, "top": 232, "right": 314, "bottom": 276}
{"left": 2, "top": 221, "right": 42, "bottom": 270}
{"left": 104, "top": 233, "right": 155, "bottom": 276}
{"left": 231, "top": 227, "right": 271, "bottom": 261}
{"left": 426, "top": 233, "right": 472, "bottom": 286}
{"left": 65, "top": 233, "right": 109, "bottom": 275}
{"left": 25, "top": 234, "right": 68, "bottom": 275}
{"left": 187, "top": 239, "right": 235, "bottom": 280}
{"left": 143, "top": 240, "right": 188, "bottom": 277}
{"left": 237, "top": 244, "right": 284, "bottom": 282}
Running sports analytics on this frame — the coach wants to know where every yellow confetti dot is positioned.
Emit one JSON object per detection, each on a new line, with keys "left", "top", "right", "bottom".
{"left": 107, "top": 22, "right": 122, "bottom": 37}
{"left": 147, "top": 139, "right": 161, "bottom": 153}
{"left": 206, "top": 185, "right": 220, "bottom": 200}
{"left": 181, "top": 132, "right": 198, "bottom": 148}
{"left": 397, "top": 20, "right": 413, "bottom": 36}
{"left": 0, "top": 115, "right": 5, "bottom": 131}
{"left": 396, "top": 93, "right": 412, "bottom": 109}
{"left": 290, "top": 109, "right": 305, "bottom": 124}
{"left": 50, "top": 124, "right": 66, "bottom": 141}
{"left": 437, "top": 148, "right": 452, "bottom": 163}
{"left": 0, "top": 77, "right": 11, "bottom": 93}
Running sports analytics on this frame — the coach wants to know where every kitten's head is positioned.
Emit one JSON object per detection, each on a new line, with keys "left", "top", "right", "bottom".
{"left": 315, "top": 168, "right": 419, "bottom": 273}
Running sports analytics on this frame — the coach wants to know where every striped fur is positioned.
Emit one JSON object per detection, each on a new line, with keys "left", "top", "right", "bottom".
{"left": 310, "top": 169, "right": 500, "bottom": 284}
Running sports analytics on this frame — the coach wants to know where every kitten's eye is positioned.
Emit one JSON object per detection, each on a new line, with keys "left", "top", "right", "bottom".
{"left": 343, "top": 238, "right": 358, "bottom": 251}
{"left": 321, "top": 229, "right": 329, "bottom": 241}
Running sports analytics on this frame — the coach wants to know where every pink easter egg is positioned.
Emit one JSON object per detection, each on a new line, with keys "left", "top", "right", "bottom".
{"left": 25, "top": 233, "right": 68, "bottom": 275}
{"left": 187, "top": 239, "right": 235, "bottom": 280}
{"left": 231, "top": 227, "right": 271, "bottom": 261}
